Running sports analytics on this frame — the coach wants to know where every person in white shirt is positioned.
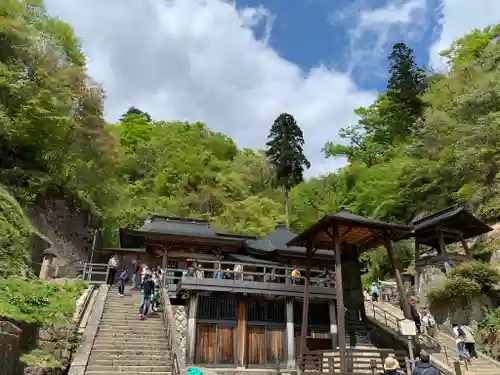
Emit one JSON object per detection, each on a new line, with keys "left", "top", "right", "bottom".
{"left": 452, "top": 323, "right": 471, "bottom": 365}
{"left": 107, "top": 255, "right": 119, "bottom": 286}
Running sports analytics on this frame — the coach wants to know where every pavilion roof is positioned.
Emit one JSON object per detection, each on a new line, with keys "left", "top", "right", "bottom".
{"left": 409, "top": 205, "right": 492, "bottom": 248}
{"left": 286, "top": 209, "right": 411, "bottom": 251}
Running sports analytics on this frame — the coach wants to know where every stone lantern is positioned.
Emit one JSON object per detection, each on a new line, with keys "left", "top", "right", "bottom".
{"left": 39, "top": 248, "right": 57, "bottom": 280}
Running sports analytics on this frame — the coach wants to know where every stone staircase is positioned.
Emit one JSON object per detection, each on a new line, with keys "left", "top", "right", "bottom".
{"left": 365, "top": 300, "right": 500, "bottom": 375}
{"left": 85, "top": 290, "right": 173, "bottom": 375}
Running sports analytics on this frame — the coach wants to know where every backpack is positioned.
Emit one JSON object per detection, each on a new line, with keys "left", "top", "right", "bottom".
{"left": 456, "top": 326, "right": 466, "bottom": 337}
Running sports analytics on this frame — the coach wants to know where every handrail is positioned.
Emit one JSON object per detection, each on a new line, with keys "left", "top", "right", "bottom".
{"left": 164, "top": 259, "right": 335, "bottom": 287}
{"left": 160, "top": 287, "right": 185, "bottom": 375}
{"left": 365, "top": 302, "right": 455, "bottom": 368}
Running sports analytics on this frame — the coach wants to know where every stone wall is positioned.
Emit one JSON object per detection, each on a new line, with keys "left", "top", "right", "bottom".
{"left": 0, "top": 321, "right": 23, "bottom": 375}
{"left": 0, "top": 319, "right": 78, "bottom": 375}
{"left": 172, "top": 305, "right": 188, "bottom": 360}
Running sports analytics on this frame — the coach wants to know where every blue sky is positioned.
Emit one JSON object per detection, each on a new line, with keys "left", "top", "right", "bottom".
{"left": 44, "top": 0, "right": 499, "bottom": 176}
{"left": 237, "top": 0, "right": 441, "bottom": 91}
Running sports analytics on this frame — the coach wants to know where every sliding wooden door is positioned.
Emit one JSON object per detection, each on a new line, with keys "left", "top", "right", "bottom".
{"left": 247, "top": 326, "right": 285, "bottom": 366}
{"left": 195, "top": 323, "right": 237, "bottom": 365}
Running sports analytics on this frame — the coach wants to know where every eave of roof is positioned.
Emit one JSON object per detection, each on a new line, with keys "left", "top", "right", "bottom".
{"left": 286, "top": 209, "right": 411, "bottom": 250}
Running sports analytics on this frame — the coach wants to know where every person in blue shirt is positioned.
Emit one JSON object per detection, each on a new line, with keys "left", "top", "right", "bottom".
{"left": 370, "top": 282, "right": 379, "bottom": 302}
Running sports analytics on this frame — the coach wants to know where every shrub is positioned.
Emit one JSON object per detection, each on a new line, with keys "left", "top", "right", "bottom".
{"left": 477, "top": 308, "right": 500, "bottom": 359}
{"left": 0, "top": 278, "right": 87, "bottom": 324}
{"left": 427, "top": 275, "right": 481, "bottom": 310}
{"left": 448, "top": 260, "right": 500, "bottom": 293}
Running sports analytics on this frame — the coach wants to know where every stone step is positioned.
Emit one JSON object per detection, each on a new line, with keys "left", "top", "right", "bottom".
{"left": 90, "top": 350, "right": 171, "bottom": 358}
{"left": 96, "top": 336, "right": 168, "bottom": 347}
{"left": 86, "top": 363, "right": 172, "bottom": 373}
{"left": 89, "top": 359, "right": 172, "bottom": 366}
{"left": 97, "top": 327, "right": 166, "bottom": 333}
{"left": 91, "top": 344, "right": 169, "bottom": 351}
{"left": 96, "top": 332, "right": 167, "bottom": 339}
{"left": 85, "top": 372, "right": 171, "bottom": 375}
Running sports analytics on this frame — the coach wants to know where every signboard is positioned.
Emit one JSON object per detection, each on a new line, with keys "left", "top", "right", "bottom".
{"left": 399, "top": 319, "right": 417, "bottom": 336}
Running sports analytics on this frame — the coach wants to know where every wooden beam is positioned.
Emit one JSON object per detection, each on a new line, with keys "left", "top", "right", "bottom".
{"left": 436, "top": 229, "right": 447, "bottom": 254}
{"left": 332, "top": 223, "right": 347, "bottom": 373}
{"left": 299, "top": 240, "right": 313, "bottom": 372}
{"left": 384, "top": 232, "right": 413, "bottom": 320}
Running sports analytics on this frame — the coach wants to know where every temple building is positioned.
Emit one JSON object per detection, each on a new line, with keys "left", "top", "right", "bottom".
{"left": 92, "top": 210, "right": 416, "bottom": 372}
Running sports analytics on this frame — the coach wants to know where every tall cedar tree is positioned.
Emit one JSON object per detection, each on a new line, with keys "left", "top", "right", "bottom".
{"left": 266, "top": 113, "right": 310, "bottom": 227}
{"left": 386, "top": 43, "right": 427, "bottom": 141}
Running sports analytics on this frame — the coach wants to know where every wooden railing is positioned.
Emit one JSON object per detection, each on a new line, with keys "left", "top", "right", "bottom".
{"left": 300, "top": 347, "right": 404, "bottom": 374}
{"left": 164, "top": 258, "right": 335, "bottom": 287}
{"left": 160, "top": 287, "right": 185, "bottom": 375}
{"left": 364, "top": 302, "right": 454, "bottom": 368}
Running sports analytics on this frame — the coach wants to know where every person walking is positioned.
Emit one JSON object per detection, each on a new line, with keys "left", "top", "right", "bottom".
{"left": 371, "top": 282, "right": 379, "bottom": 302}
{"left": 408, "top": 297, "right": 421, "bottom": 335}
{"left": 383, "top": 356, "right": 402, "bottom": 375}
{"left": 462, "top": 325, "right": 477, "bottom": 359}
{"left": 421, "top": 309, "right": 437, "bottom": 339}
{"left": 139, "top": 274, "right": 155, "bottom": 320}
{"left": 117, "top": 268, "right": 128, "bottom": 297}
{"left": 412, "top": 351, "right": 441, "bottom": 375}
{"left": 106, "top": 255, "right": 119, "bottom": 286}
{"left": 132, "top": 260, "right": 140, "bottom": 289}
{"left": 452, "top": 323, "right": 472, "bottom": 365}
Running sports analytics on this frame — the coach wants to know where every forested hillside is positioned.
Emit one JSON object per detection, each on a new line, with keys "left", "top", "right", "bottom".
{"left": 2, "top": 1, "right": 500, "bottom": 279}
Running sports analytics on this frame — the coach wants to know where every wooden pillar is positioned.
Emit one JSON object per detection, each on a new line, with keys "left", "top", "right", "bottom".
{"left": 237, "top": 298, "right": 247, "bottom": 367}
{"left": 186, "top": 293, "right": 198, "bottom": 364}
{"left": 299, "top": 241, "right": 313, "bottom": 371}
{"left": 328, "top": 300, "right": 338, "bottom": 349}
{"left": 414, "top": 238, "right": 421, "bottom": 293}
{"left": 384, "top": 233, "right": 412, "bottom": 320}
{"left": 286, "top": 298, "right": 295, "bottom": 369}
{"left": 333, "top": 223, "right": 346, "bottom": 373}
{"left": 437, "top": 229, "right": 447, "bottom": 254}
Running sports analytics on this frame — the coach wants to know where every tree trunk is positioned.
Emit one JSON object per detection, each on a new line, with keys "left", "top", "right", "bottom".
{"left": 284, "top": 188, "right": 289, "bottom": 229}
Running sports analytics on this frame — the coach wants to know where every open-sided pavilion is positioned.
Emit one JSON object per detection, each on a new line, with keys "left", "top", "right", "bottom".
{"left": 287, "top": 209, "right": 412, "bottom": 373}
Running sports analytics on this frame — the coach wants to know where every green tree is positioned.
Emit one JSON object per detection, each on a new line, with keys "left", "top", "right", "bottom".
{"left": 265, "top": 113, "right": 310, "bottom": 227}
{"left": 120, "top": 106, "right": 152, "bottom": 123}
{"left": 385, "top": 42, "right": 427, "bottom": 141}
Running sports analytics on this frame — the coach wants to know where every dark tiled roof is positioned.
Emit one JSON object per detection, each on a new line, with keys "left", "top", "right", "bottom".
{"left": 246, "top": 223, "right": 305, "bottom": 252}
{"left": 144, "top": 215, "right": 216, "bottom": 238}
{"left": 226, "top": 253, "right": 281, "bottom": 265}
{"left": 410, "top": 205, "right": 492, "bottom": 246}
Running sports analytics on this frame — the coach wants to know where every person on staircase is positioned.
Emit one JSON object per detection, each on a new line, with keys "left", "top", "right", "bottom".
{"left": 383, "top": 356, "right": 402, "bottom": 375}
{"left": 452, "top": 323, "right": 472, "bottom": 365}
{"left": 117, "top": 268, "right": 128, "bottom": 297}
{"left": 408, "top": 297, "right": 421, "bottom": 335}
{"left": 462, "top": 325, "right": 477, "bottom": 359}
{"left": 412, "top": 350, "right": 441, "bottom": 375}
{"left": 106, "top": 255, "right": 119, "bottom": 286}
{"left": 131, "top": 260, "right": 140, "bottom": 289}
{"left": 421, "top": 309, "right": 438, "bottom": 343}
{"left": 139, "top": 274, "right": 155, "bottom": 320}
{"left": 370, "top": 282, "right": 379, "bottom": 302}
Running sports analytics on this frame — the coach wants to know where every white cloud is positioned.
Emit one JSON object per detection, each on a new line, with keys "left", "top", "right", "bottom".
{"left": 429, "top": 0, "right": 500, "bottom": 70}
{"left": 335, "top": 0, "right": 429, "bottom": 78}
{"left": 43, "top": 0, "right": 376, "bottom": 178}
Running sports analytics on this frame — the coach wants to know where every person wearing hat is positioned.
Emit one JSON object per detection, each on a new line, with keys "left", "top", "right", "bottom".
{"left": 412, "top": 350, "right": 441, "bottom": 375}
{"left": 383, "top": 356, "right": 402, "bottom": 375}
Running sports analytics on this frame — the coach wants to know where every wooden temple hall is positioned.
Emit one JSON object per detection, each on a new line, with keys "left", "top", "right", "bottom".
{"left": 98, "top": 206, "right": 492, "bottom": 372}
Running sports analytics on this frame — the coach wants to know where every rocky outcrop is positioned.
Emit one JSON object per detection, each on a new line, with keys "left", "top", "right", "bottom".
{"left": 28, "top": 195, "right": 98, "bottom": 278}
